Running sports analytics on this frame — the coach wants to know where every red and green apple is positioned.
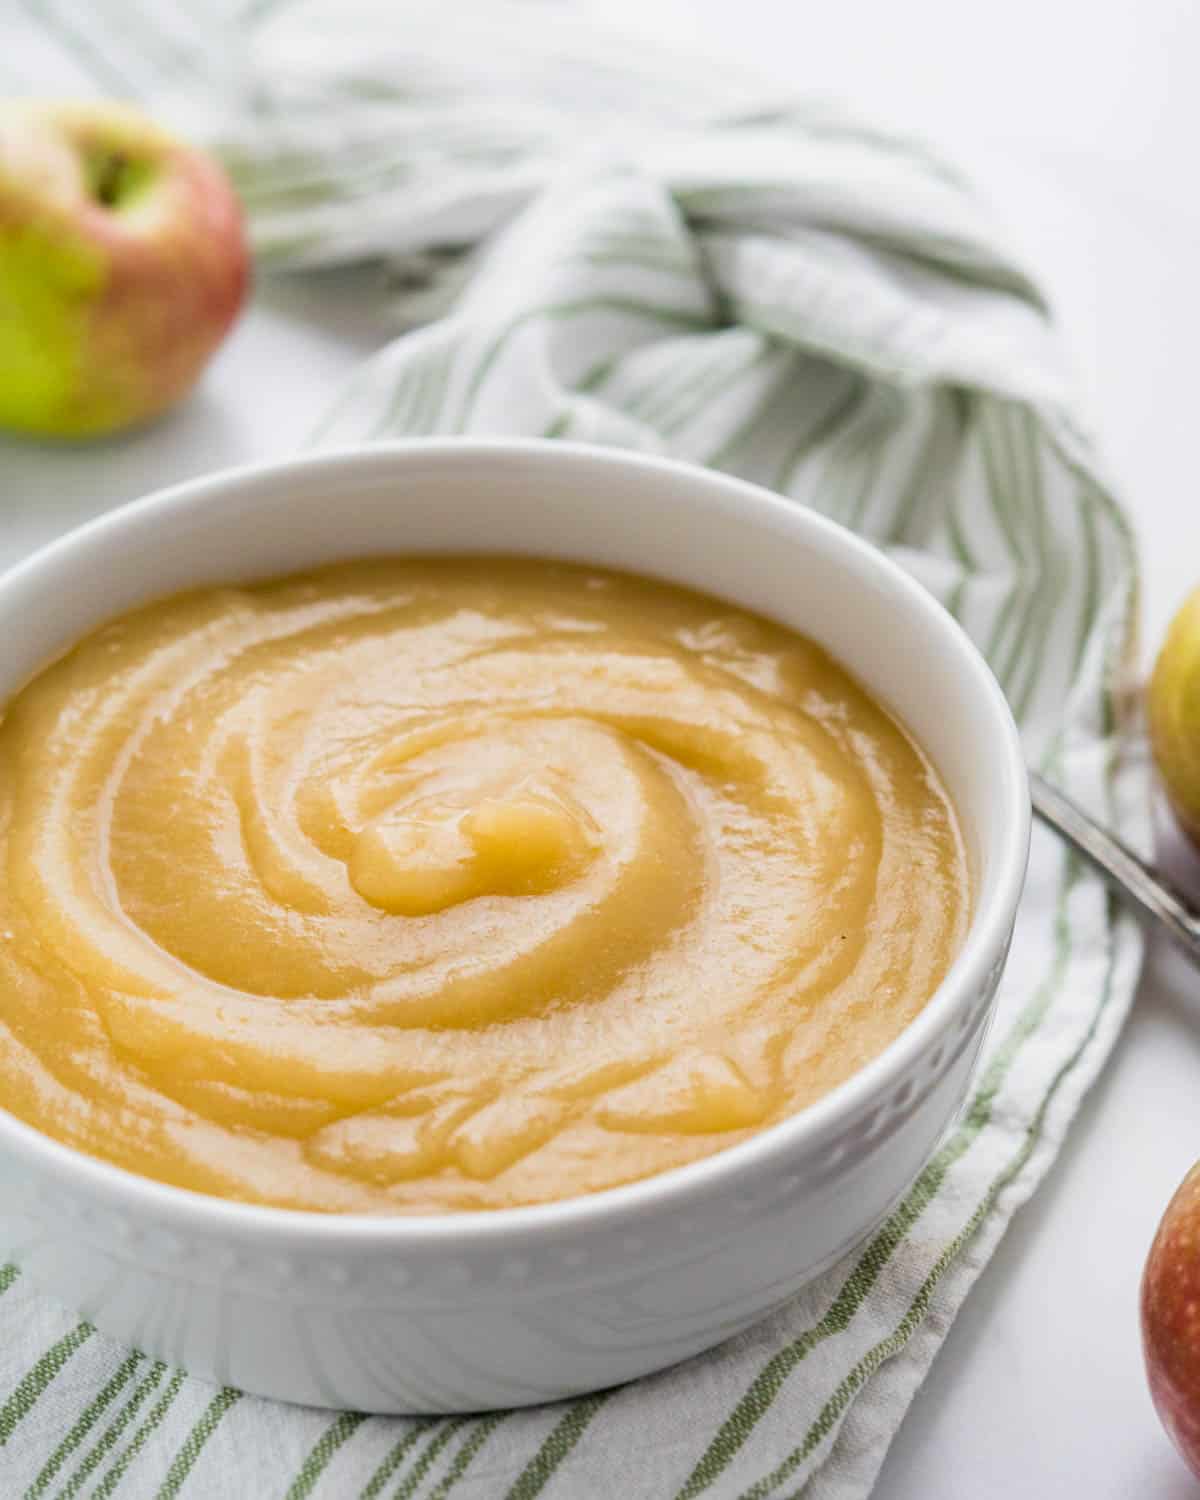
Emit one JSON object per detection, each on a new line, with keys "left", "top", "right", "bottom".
{"left": 0, "top": 98, "right": 249, "bottom": 438}
{"left": 1143, "top": 1162, "right": 1200, "bottom": 1479}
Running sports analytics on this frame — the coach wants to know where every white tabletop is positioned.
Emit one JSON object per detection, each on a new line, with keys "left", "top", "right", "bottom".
{"left": 3, "top": 3, "right": 1199, "bottom": 1493}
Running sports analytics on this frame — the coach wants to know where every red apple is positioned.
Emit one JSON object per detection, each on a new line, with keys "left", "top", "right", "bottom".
{"left": 0, "top": 98, "right": 249, "bottom": 438}
{"left": 1142, "top": 1162, "right": 1200, "bottom": 1477}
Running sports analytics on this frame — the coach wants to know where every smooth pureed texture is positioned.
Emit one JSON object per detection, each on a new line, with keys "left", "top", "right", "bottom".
{"left": 0, "top": 559, "right": 968, "bottom": 1212}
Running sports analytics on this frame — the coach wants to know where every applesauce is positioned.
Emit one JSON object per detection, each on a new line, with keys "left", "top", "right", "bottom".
{"left": 0, "top": 559, "right": 969, "bottom": 1212}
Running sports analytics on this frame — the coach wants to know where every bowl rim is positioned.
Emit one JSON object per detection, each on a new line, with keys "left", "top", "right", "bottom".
{"left": 0, "top": 438, "right": 1030, "bottom": 1247}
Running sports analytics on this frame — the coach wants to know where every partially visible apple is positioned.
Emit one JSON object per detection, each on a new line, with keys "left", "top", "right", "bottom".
{"left": 0, "top": 99, "right": 249, "bottom": 438}
{"left": 1142, "top": 1162, "right": 1200, "bottom": 1478}
{"left": 1150, "top": 588, "right": 1200, "bottom": 847}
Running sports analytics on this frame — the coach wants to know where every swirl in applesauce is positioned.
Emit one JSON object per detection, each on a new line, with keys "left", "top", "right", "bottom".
{"left": 0, "top": 560, "right": 968, "bottom": 1212}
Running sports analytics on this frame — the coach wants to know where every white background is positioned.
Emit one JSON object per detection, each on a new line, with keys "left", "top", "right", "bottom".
{"left": 4, "top": 3, "right": 1200, "bottom": 1495}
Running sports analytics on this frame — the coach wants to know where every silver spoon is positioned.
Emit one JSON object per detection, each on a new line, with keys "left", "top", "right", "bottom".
{"left": 1031, "top": 771, "right": 1200, "bottom": 964}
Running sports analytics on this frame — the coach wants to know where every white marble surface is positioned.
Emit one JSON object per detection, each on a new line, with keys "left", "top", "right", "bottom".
{"left": 3, "top": 2, "right": 1200, "bottom": 1493}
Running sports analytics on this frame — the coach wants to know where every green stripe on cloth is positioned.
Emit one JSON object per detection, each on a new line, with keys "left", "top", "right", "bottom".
{"left": 25, "top": 1351, "right": 145, "bottom": 1499}
{"left": 91, "top": 1369, "right": 186, "bottom": 1499}
{"left": 1, "top": 6, "right": 1144, "bottom": 1499}
{"left": 0, "top": 1325, "right": 94, "bottom": 1448}
{"left": 503, "top": 1395, "right": 614, "bottom": 1500}
{"left": 154, "top": 1388, "right": 241, "bottom": 1500}
{"left": 358, "top": 1423, "right": 434, "bottom": 1500}
{"left": 285, "top": 1411, "right": 369, "bottom": 1500}
{"left": 426, "top": 1415, "right": 506, "bottom": 1499}
{"left": 392, "top": 1417, "right": 469, "bottom": 1500}
{"left": 57, "top": 1362, "right": 168, "bottom": 1500}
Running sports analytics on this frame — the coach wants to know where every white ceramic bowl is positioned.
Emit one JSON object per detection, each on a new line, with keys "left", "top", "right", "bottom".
{"left": 0, "top": 441, "right": 1029, "bottom": 1413}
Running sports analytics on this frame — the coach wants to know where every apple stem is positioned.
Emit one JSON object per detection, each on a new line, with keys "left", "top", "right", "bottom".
{"left": 92, "top": 151, "right": 128, "bottom": 208}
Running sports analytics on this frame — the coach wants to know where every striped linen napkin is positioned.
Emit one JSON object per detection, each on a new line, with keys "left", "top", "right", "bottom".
{"left": 1, "top": 4, "right": 1144, "bottom": 1497}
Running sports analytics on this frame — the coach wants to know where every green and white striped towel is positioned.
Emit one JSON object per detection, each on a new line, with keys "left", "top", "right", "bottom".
{"left": 1, "top": 3, "right": 1144, "bottom": 1497}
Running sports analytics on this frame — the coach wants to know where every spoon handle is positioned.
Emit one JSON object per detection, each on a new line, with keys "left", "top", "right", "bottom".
{"left": 1031, "top": 771, "right": 1200, "bottom": 966}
